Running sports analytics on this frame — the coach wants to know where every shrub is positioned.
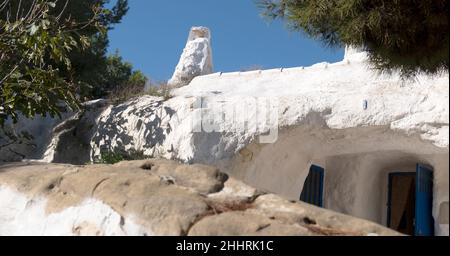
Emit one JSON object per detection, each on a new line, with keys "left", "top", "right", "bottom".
{"left": 146, "top": 81, "right": 173, "bottom": 101}
{"left": 108, "top": 80, "right": 173, "bottom": 105}
{"left": 95, "top": 149, "right": 148, "bottom": 164}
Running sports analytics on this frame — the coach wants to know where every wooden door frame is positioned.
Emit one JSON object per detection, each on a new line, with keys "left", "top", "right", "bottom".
{"left": 386, "top": 172, "right": 416, "bottom": 229}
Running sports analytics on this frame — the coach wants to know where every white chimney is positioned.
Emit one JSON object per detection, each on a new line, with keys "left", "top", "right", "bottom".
{"left": 168, "top": 26, "right": 213, "bottom": 88}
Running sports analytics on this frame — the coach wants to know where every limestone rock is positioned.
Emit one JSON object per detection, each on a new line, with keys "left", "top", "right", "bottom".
{"left": 116, "top": 159, "right": 227, "bottom": 194}
{"left": 0, "top": 160, "right": 211, "bottom": 235}
{"left": 0, "top": 160, "right": 400, "bottom": 236}
{"left": 188, "top": 211, "right": 315, "bottom": 236}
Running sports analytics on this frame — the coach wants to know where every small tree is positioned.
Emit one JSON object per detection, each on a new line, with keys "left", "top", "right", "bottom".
{"left": 1, "top": 0, "right": 132, "bottom": 100}
{"left": 258, "top": 0, "right": 448, "bottom": 76}
{"left": 54, "top": 0, "right": 131, "bottom": 99}
{"left": 102, "top": 52, "right": 148, "bottom": 103}
{"left": 0, "top": 0, "right": 104, "bottom": 125}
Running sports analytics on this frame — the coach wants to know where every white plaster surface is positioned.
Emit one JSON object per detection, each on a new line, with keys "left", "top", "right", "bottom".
{"left": 0, "top": 186, "right": 148, "bottom": 236}
{"left": 86, "top": 47, "right": 449, "bottom": 167}
{"left": 168, "top": 26, "right": 213, "bottom": 87}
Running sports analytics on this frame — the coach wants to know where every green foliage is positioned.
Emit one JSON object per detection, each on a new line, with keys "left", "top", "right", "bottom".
{"left": 105, "top": 52, "right": 150, "bottom": 104}
{"left": 0, "top": 0, "right": 143, "bottom": 127}
{"left": 1, "top": 0, "right": 133, "bottom": 102}
{"left": 97, "top": 151, "right": 125, "bottom": 164}
{"left": 129, "top": 70, "right": 148, "bottom": 87}
{"left": 93, "top": 51, "right": 148, "bottom": 98}
{"left": 0, "top": 0, "right": 103, "bottom": 125}
{"left": 258, "top": 0, "right": 449, "bottom": 76}
{"left": 51, "top": 0, "right": 132, "bottom": 99}
{"left": 95, "top": 149, "right": 147, "bottom": 164}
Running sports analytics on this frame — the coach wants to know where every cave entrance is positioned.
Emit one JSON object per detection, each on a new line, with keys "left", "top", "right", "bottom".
{"left": 387, "top": 164, "right": 434, "bottom": 236}
{"left": 300, "top": 165, "right": 324, "bottom": 207}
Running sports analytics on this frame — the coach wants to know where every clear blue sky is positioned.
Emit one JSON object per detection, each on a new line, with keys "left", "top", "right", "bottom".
{"left": 107, "top": 0, "right": 345, "bottom": 82}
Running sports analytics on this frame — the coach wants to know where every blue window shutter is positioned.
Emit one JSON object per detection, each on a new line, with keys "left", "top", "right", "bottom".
{"left": 415, "top": 164, "right": 434, "bottom": 236}
{"left": 300, "top": 165, "right": 324, "bottom": 207}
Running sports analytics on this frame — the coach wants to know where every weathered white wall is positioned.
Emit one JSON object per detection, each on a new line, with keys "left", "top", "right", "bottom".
{"left": 0, "top": 114, "right": 68, "bottom": 162}
{"left": 0, "top": 186, "right": 146, "bottom": 236}
{"left": 225, "top": 125, "right": 449, "bottom": 236}
{"left": 431, "top": 154, "right": 449, "bottom": 236}
{"left": 225, "top": 125, "right": 446, "bottom": 195}
{"left": 438, "top": 201, "right": 449, "bottom": 235}
{"left": 2, "top": 47, "right": 448, "bottom": 167}
{"left": 324, "top": 152, "right": 449, "bottom": 236}
{"left": 325, "top": 153, "right": 417, "bottom": 224}
{"left": 168, "top": 26, "right": 213, "bottom": 87}
{"left": 0, "top": 100, "right": 107, "bottom": 164}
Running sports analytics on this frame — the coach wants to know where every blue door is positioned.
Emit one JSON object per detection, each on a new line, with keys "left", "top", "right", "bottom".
{"left": 415, "top": 164, "right": 434, "bottom": 236}
{"left": 300, "top": 165, "right": 324, "bottom": 207}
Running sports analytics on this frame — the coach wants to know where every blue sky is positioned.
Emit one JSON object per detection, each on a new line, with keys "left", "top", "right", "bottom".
{"left": 107, "top": 0, "right": 345, "bottom": 81}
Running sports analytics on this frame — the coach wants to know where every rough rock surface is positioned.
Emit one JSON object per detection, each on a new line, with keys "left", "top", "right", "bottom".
{"left": 168, "top": 26, "right": 213, "bottom": 87}
{"left": 1, "top": 48, "right": 447, "bottom": 166}
{"left": 0, "top": 100, "right": 108, "bottom": 164}
{"left": 0, "top": 160, "right": 400, "bottom": 236}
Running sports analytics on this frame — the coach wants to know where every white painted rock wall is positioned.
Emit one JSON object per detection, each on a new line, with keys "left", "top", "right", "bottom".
{"left": 0, "top": 187, "right": 146, "bottom": 236}
{"left": 168, "top": 27, "right": 213, "bottom": 87}
{"left": 0, "top": 47, "right": 448, "bottom": 235}
{"left": 87, "top": 48, "right": 448, "bottom": 236}
{"left": 0, "top": 100, "right": 108, "bottom": 164}
{"left": 2, "top": 48, "right": 447, "bottom": 167}
{"left": 89, "top": 48, "right": 449, "bottom": 164}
